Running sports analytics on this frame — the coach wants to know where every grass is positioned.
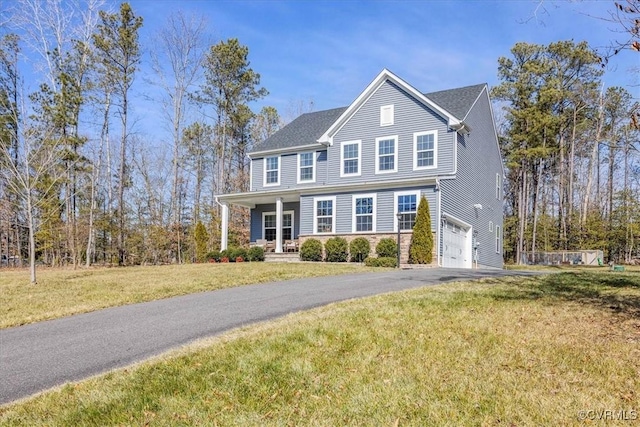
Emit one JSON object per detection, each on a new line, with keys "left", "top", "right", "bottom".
{"left": 0, "top": 263, "right": 379, "bottom": 329}
{"left": 1, "top": 270, "right": 639, "bottom": 425}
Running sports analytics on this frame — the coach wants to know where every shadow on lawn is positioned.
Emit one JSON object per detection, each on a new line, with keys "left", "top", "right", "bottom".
{"left": 491, "top": 272, "right": 640, "bottom": 319}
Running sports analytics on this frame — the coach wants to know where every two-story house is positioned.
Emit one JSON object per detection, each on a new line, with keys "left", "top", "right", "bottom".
{"left": 216, "top": 69, "right": 504, "bottom": 268}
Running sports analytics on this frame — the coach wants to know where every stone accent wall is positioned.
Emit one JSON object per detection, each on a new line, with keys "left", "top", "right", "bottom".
{"left": 298, "top": 232, "right": 437, "bottom": 266}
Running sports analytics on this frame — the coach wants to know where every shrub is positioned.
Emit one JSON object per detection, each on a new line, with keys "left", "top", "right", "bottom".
{"left": 220, "top": 257, "right": 229, "bottom": 263}
{"left": 376, "top": 238, "right": 397, "bottom": 258}
{"left": 235, "top": 256, "right": 244, "bottom": 263}
{"left": 206, "top": 251, "right": 221, "bottom": 262}
{"left": 194, "top": 221, "right": 209, "bottom": 263}
{"left": 364, "top": 256, "right": 397, "bottom": 267}
{"left": 409, "top": 195, "right": 433, "bottom": 264}
{"left": 300, "top": 238, "right": 323, "bottom": 262}
{"left": 349, "top": 237, "right": 370, "bottom": 262}
{"left": 220, "top": 247, "right": 248, "bottom": 262}
{"left": 325, "top": 237, "right": 349, "bottom": 262}
{"left": 247, "top": 246, "right": 265, "bottom": 262}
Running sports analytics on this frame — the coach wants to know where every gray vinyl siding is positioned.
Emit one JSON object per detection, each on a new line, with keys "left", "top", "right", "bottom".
{"left": 440, "top": 88, "right": 504, "bottom": 268}
{"left": 250, "top": 202, "right": 300, "bottom": 241}
{"left": 329, "top": 81, "right": 455, "bottom": 185}
{"left": 251, "top": 150, "right": 328, "bottom": 191}
{"left": 299, "top": 186, "right": 438, "bottom": 235}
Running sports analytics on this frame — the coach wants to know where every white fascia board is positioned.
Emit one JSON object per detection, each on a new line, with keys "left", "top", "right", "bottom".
{"left": 248, "top": 143, "right": 324, "bottom": 159}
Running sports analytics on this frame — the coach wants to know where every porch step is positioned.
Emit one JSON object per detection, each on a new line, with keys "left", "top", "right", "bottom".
{"left": 265, "top": 252, "right": 300, "bottom": 263}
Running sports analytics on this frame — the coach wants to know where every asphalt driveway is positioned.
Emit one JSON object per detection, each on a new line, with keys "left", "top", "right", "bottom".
{"left": 0, "top": 267, "right": 541, "bottom": 405}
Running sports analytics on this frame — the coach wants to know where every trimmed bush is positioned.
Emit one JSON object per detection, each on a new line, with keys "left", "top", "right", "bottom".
{"left": 349, "top": 237, "right": 370, "bottom": 262}
{"left": 376, "top": 238, "right": 397, "bottom": 258}
{"left": 247, "top": 246, "right": 265, "bottom": 262}
{"left": 409, "top": 195, "right": 433, "bottom": 264}
{"left": 325, "top": 237, "right": 349, "bottom": 262}
{"left": 300, "top": 238, "right": 323, "bottom": 261}
{"left": 220, "top": 247, "right": 248, "bottom": 262}
{"left": 206, "top": 251, "right": 221, "bottom": 262}
{"left": 364, "top": 256, "right": 397, "bottom": 267}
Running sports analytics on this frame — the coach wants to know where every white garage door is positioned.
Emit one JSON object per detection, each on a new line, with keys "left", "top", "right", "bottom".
{"left": 442, "top": 220, "right": 469, "bottom": 268}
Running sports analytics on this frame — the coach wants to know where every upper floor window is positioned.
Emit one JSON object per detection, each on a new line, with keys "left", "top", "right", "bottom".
{"left": 495, "top": 225, "right": 501, "bottom": 253}
{"left": 380, "top": 104, "right": 394, "bottom": 126}
{"left": 314, "top": 196, "right": 336, "bottom": 234}
{"left": 376, "top": 136, "right": 397, "bottom": 174}
{"left": 395, "top": 190, "right": 420, "bottom": 231}
{"left": 414, "top": 131, "right": 437, "bottom": 170}
{"left": 496, "top": 173, "right": 501, "bottom": 200}
{"left": 298, "top": 152, "right": 315, "bottom": 183}
{"left": 264, "top": 156, "right": 280, "bottom": 186}
{"left": 352, "top": 194, "right": 376, "bottom": 233}
{"left": 341, "top": 140, "right": 361, "bottom": 177}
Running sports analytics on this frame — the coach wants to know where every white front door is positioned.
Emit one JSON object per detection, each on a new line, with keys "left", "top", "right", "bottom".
{"left": 442, "top": 220, "right": 470, "bottom": 268}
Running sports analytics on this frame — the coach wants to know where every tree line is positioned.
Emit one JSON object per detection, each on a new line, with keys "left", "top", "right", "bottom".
{"left": 0, "top": 1, "right": 282, "bottom": 282}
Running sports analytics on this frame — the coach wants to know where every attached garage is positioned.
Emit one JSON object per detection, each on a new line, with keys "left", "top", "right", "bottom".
{"left": 441, "top": 215, "right": 472, "bottom": 268}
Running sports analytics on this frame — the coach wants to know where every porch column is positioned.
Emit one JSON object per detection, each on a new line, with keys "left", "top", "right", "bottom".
{"left": 275, "top": 197, "right": 283, "bottom": 253}
{"left": 220, "top": 202, "right": 229, "bottom": 251}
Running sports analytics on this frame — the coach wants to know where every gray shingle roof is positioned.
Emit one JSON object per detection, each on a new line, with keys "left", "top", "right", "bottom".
{"left": 252, "top": 107, "right": 347, "bottom": 153}
{"left": 424, "top": 83, "right": 486, "bottom": 120}
{"left": 250, "top": 82, "right": 486, "bottom": 154}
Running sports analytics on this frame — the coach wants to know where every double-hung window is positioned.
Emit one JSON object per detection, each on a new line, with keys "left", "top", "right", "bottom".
{"left": 376, "top": 136, "right": 397, "bottom": 173}
{"left": 341, "top": 140, "right": 361, "bottom": 177}
{"left": 352, "top": 194, "right": 376, "bottom": 233}
{"left": 414, "top": 131, "right": 437, "bottom": 169}
{"left": 264, "top": 156, "right": 280, "bottom": 186}
{"left": 298, "top": 152, "right": 315, "bottom": 183}
{"left": 394, "top": 191, "right": 420, "bottom": 231}
{"left": 496, "top": 173, "right": 501, "bottom": 200}
{"left": 314, "top": 196, "right": 336, "bottom": 234}
{"left": 495, "top": 225, "right": 501, "bottom": 253}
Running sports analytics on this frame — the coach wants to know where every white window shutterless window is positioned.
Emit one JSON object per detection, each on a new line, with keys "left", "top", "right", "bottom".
{"left": 376, "top": 136, "right": 397, "bottom": 174}
{"left": 352, "top": 194, "right": 376, "bottom": 233}
{"left": 314, "top": 197, "right": 336, "bottom": 234}
{"left": 394, "top": 191, "right": 420, "bottom": 231}
{"left": 298, "top": 152, "right": 315, "bottom": 183}
{"left": 414, "top": 131, "right": 437, "bottom": 169}
{"left": 496, "top": 173, "right": 501, "bottom": 200}
{"left": 380, "top": 104, "right": 394, "bottom": 126}
{"left": 341, "top": 140, "right": 361, "bottom": 177}
{"left": 264, "top": 156, "right": 280, "bottom": 186}
{"left": 263, "top": 211, "right": 294, "bottom": 241}
{"left": 495, "top": 225, "right": 501, "bottom": 253}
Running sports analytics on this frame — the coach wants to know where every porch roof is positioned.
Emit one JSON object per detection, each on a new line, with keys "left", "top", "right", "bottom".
{"left": 216, "top": 176, "right": 439, "bottom": 208}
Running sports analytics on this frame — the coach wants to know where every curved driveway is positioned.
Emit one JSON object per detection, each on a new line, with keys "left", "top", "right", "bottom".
{"left": 0, "top": 268, "right": 540, "bottom": 405}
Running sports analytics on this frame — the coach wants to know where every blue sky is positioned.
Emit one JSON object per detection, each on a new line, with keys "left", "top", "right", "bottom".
{"left": 129, "top": 0, "right": 638, "bottom": 121}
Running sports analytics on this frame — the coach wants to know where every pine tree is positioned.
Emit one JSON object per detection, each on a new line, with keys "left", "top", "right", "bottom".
{"left": 194, "top": 221, "right": 209, "bottom": 263}
{"left": 409, "top": 196, "right": 433, "bottom": 264}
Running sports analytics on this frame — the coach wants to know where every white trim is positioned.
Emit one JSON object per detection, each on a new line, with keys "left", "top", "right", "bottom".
{"left": 262, "top": 210, "right": 294, "bottom": 241}
{"left": 413, "top": 130, "right": 438, "bottom": 170}
{"left": 380, "top": 104, "right": 394, "bottom": 126}
{"left": 313, "top": 196, "right": 337, "bottom": 235}
{"left": 375, "top": 135, "right": 398, "bottom": 174}
{"left": 393, "top": 190, "right": 421, "bottom": 232}
{"left": 489, "top": 221, "right": 494, "bottom": 232}
{"left": 351, "top": 193, "right": 377, "bottom": 233}
{"left": 263, "top": 156, "right": 280, "bottom": 187}
{"left": 220, "top": 202, "right": 229, "bottom": 250}
{"left": 437, "top": 185, "right": 442, "bottom": 267}
{"left": 249, "top": 160, "right": 253, "bottom": 191}
{"left": 297, "top": 151, "right": 316, "bottom": 184}
{"left": 317, "top": 69, "right": 464, "bottom": 144}
{"left": 340, "top": 140, "right": 362, "bottom": 177}
{"left": 249, "top": 142, "right": 324, "bottom": 158}
{"left": 495, "top": 173, "right": 501, "bottom": 200}
{"left": 495, "top": 225, "right": 501, "bottom": 253}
